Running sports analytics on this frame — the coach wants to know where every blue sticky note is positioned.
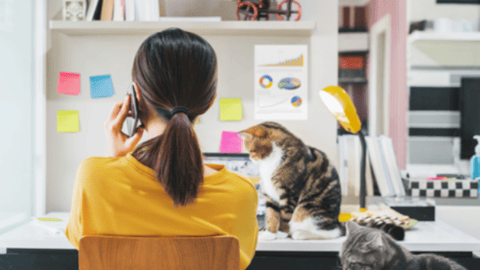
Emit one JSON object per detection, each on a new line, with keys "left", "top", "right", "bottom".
{"left": 90, "top": 75, "right": 114, "bottom": 98}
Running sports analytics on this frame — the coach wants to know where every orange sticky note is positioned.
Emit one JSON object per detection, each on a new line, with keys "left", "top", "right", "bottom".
{"left": 57, "top": 72, "right": 81, "bottom": 95}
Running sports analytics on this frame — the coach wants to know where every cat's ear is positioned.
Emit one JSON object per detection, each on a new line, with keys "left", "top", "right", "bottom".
{"left": 346, "top": 220, "right": 361, "bottom": 235}
{"left": 237, "top": 130, "right": 252, "bottom": 140}
{"left": 238, "top": 126, "right": 267, "bottom": 139}
{"left": 367, "top": 233, "right": 384, "bottom": 249}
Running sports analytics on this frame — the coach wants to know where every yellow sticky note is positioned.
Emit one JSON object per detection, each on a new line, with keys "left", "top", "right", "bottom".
{"left": 57, "top": 110, "right": 79, "bottom": 133}
{"left": 37, "top": 218, "right": 62, "bottom": 222}
{"left": 220, "top": 98, "right": 242, "bottom": 121}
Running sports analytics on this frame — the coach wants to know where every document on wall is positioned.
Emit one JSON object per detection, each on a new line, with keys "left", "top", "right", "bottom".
{"left": 254, "top": 45, "right": 308, "bottom": 120}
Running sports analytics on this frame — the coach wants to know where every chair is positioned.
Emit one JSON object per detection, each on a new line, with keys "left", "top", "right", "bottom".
{"left": 79, "top": 235, "right": 239, "bottom": 270}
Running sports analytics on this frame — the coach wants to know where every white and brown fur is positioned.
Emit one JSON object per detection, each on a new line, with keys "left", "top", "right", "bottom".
{"left": 340, "top": 221, "right": 467, "bottom": 270}
{"left": 238, "top": 122, "right": 343, "bottom": 240}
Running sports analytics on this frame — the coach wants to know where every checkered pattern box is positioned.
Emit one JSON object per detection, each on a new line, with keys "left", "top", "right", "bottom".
{"left": 407, "top": 179, "right": 479, "bottom": 198}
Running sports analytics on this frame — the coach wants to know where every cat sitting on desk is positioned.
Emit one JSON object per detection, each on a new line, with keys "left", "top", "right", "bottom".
{"left": 340, "top": 221, "right": 467, "bottom": 270}
{"left": 238, "top": 122, "right": 343, "bottom": 240}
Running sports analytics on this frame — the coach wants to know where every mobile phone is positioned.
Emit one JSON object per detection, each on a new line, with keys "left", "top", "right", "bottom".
{"left": 123, "top": 84, "right": 140, "bottom": 137}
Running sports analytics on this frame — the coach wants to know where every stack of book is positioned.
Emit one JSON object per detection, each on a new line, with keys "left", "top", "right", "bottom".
{"left": 338, "top": 135, "right": 406, "bottom": 197}
{"left": 339, "top": 6, "right": 367, "bottom": 32}
{"left": 86, "top": 0, "right": 161, "bottom": 21}
{"left": 338, "top": 54, "right": 366, "bottom": 83}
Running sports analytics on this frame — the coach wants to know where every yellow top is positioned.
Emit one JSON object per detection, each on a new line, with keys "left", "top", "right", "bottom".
{"left": 66, "top": 153, "right": 259, "bottom": 270}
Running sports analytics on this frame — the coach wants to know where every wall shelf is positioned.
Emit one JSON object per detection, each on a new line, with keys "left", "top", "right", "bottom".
{"left": 49, "top": 20, "right": 316, "bottom": 36}
{"left": 409, "top": 31, "right": 480, "bottom": 44}
{"left": 408, "top": 32, "right": 480, "bottom": 66}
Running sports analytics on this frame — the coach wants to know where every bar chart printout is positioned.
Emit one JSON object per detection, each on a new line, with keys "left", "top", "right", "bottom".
{"left": 254, "top": 45, "right": 308, "bottom": 120}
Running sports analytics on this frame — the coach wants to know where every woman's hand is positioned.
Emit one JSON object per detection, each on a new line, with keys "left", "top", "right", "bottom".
{"left": 104, "top": 95, "right": 144, "bottom": 158}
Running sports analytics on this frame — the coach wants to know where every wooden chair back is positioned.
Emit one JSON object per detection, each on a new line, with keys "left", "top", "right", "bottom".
{"left": 79, "top": 235, "right": 239, "bottom": 270}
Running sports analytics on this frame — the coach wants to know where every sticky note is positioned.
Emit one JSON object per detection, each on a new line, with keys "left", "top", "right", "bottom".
{"left": 37, "top": 218, "right": 62, "bottom": 222}
{"left": 57, "top": 72, "right": 80, "bottom": 95}
{"left": 220, "top": 131, "right": 243, "bottom": 153}
{"left": 90, "top": 75, "right": 114, "bottom": 98}
{"left": 57, "top": 110, "right": 79, "bottom": 133}
{"left": 220, "top": 98, "right": 243, "bottom": 121}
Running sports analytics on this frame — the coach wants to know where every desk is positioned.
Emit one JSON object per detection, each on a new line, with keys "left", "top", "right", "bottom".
{"left": 1, "top": 212, "right": 480, "bottom": 270}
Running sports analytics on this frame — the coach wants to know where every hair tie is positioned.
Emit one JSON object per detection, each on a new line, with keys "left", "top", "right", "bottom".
{"left": 171, "top": 106, "right": 189, "bottom": 117}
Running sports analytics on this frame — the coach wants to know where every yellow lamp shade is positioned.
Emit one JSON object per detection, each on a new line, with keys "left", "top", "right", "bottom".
{"left": 319, "top": 86, "right": 361, "bottom": 134}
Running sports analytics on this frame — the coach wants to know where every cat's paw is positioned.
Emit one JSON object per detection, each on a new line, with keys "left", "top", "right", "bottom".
{"left": 277, "top": 230, "right": 289, "bottom": 239}
{"left": 259, "top": 230, "right": 278, "bottom": 241}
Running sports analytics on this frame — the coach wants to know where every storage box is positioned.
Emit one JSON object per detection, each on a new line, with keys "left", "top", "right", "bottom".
{"left": 407, "top": 179, "right": 478, "bottom": 198}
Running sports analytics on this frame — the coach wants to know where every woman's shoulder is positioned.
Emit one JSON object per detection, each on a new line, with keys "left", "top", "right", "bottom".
{"left": 223, "top": 171, "right": 258, "bottom": 198}
{"left": 75, "top": 156, "right": 124, "bottom": 186}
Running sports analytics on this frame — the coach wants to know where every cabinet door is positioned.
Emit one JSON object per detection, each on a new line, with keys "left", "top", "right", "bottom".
{"left": 0, "top": 0, "right": 35, "bottom": 234}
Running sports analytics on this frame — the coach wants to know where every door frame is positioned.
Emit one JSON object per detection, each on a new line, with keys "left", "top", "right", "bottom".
{"left": 368, "top": 14, "right": 391, "bottom": 137}
{"left": 34, "top": 0, "right": 47, "bottom": 216}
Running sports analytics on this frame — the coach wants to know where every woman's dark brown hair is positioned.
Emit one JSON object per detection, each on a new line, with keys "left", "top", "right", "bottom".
{"left": 131, "top": 28, "right": 217, "bottom": 206}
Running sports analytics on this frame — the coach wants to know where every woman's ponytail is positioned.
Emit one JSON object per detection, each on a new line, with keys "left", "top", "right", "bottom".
{"left": 155, "top": 110, "right": 203, "bottom": 207}
{"left": 131, "top": 28, "right": 217, "bottom": 206}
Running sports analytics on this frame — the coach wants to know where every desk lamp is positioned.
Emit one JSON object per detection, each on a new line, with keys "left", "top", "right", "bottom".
{"left": 319, "top": 86, "right": 367, "bottom": 212}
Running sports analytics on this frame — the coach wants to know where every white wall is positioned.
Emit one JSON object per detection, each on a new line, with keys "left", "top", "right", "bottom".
{"left": 46, "top": 1, "right": 339, "bottom": 212}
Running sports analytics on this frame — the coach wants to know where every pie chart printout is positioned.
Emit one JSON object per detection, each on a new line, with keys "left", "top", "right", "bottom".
{"left": 259, "top": 75, "right": 273, "bottom": 89}
{"left": 254, "top": 45, "right": 308, "bottom": 120}
{"left": 278, "top": 77, "right": 301, "bottom": 90}
{"left": 291, "top": 96, "right": 302, "bottom": 107}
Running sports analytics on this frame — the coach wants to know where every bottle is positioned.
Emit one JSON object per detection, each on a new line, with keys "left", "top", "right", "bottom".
{"left": 470, "top": 136, "right": 480, "bottom": 197}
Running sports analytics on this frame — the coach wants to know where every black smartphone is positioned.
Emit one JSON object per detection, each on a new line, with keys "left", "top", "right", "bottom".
{"left": 123, "top": 84, "right": 140, "bottom": 137}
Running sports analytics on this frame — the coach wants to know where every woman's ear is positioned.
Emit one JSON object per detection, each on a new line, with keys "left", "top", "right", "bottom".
{"left": 133, "top": 82, "right": 142, "bottom": 102}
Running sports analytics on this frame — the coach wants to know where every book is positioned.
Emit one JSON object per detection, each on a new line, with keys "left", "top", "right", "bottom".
{"left": 101, "top": 0, "right": 115, "bottom": 21}
{"left": 86, "top": 0, "right": 103, "bottom": 21}
{"left": 354, "top": 135, "right": 361, "bottom": 197}
{"left": 382, "top": 136, "right": 406, "bottom": 196}
{"left": 144, "top": 0, "right": 151, "bottom": 21}
{"left": 150, "top": 0, "right": 160, "bottom": 21}
{"left": 125, "top": 0, "right": 135, "bottom": 21}
{"left": 134, "top": 0, "right": 147, "bottom": 21}
{"left": 376, "top": 137, "right": 396, "bottom": 196}
{"left": 366, "top": 137, "right": 392, "bottom": 196}
{"left": 113, "top": 0, "right": 124, "bottom": 21}
{"left": 340, "top": 135, "right": 374, "bottom": 197}
{"left": 338, "top": 136, "right": 348, "bottom": 196}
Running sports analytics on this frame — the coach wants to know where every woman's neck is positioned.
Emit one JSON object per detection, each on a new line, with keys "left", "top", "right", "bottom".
{"left": 145, "top": 117, "right": 167, "bottom": 140}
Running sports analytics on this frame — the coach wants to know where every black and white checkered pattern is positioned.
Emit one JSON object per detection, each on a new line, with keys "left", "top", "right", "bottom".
{"left": 407, "top": 179, "right": 479, "bottom": 198}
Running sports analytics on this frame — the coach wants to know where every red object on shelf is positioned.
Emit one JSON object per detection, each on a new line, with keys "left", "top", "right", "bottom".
{"left": 340, "top": 56, "right": 365, "bottom": 69}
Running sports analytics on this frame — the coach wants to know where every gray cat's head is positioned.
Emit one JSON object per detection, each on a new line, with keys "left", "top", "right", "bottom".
{"left": 339, "top": 221, "right": 390, "bottom": 270}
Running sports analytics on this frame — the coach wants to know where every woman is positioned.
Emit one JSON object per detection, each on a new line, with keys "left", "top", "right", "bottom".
{"left": 66, "top": 28, "right": 258, "bottom": 270}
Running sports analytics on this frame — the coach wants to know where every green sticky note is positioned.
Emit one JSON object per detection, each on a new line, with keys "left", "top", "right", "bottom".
{"left": 57, "top": 110, "right": 79, "bottom": 133}
{"left": 220, "top": 98, "right": 242, "bottom": 121}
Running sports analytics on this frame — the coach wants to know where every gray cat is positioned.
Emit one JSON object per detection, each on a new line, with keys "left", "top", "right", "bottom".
{"left": 339, "top": 220, "right": 466, "bottom": 270}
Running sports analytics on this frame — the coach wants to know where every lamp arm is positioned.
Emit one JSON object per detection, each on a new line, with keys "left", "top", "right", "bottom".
{"left": 358, "top": 129, "right": 367, "bottom": 211}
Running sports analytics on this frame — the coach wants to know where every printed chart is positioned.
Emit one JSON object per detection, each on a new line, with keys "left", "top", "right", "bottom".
{"left": 254, "top": 45, "right": 308, "bottom": 120}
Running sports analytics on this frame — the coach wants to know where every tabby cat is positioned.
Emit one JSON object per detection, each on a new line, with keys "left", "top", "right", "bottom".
{"left": 340, "top": 220, "right": 467, "bottom": 270}
{"left": 238, "top": 122, "right": 343, "bottom": 241}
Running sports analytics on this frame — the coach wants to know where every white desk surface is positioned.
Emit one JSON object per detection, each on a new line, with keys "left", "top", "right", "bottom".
{"left": 1, "top": 212, "right": 480, "bottom": 252}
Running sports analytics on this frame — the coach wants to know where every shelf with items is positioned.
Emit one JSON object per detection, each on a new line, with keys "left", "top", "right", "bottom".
{"left": 49, "top": 20, "right": 317, "bottom": 37}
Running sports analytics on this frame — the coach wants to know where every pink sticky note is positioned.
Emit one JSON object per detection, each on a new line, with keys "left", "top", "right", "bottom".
{"left": 220, "top": 131, "right": 243, "bottom": 153}
{"left": 57, "top": 72, "right": 80, "bottom": 95}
